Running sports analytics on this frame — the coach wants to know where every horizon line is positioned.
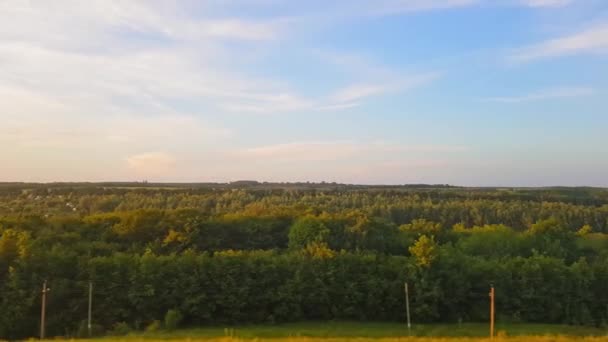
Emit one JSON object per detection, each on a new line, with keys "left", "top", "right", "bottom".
{"left": 1, "top": 181, "right": 606, "bottom": 190}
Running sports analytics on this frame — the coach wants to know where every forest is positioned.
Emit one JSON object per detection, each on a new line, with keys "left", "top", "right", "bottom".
{"left": 1, "top": 183, "right": 608, "bottom": 339}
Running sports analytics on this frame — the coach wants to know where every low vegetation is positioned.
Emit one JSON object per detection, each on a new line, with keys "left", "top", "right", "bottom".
{"left": 85, "top": 338, "right": 608, "bottom": 342}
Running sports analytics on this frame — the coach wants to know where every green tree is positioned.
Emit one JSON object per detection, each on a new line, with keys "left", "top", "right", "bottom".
{"left": 288, "top": 216, "right": 330, "bottom": 249}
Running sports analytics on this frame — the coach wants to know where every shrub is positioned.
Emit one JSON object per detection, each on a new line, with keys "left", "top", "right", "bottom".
{"left": 145, "top": 320, "right": 162, "bottom": 333}
{"left": 110, "top": 322, "right": 131, "bottom": 336}
{"left": 164, "top": 309, "right": 183, "bottom": 331}
{"left": 76, "top": 321, "right": 104, "bottom": 338}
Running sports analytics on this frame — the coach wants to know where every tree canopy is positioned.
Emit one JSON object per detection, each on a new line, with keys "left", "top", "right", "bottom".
{"left": 1, "top": 183, "right": 608, "bottom": 339}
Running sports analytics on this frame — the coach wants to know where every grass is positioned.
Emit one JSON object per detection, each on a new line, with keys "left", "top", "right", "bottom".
{"left": 89, "top": 338, "right": 608, "bottom": 342}
{"left": 104, "top": 322, "right": 608, "bottom": 340}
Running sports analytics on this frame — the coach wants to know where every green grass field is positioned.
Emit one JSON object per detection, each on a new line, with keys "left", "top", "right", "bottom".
{"left": 105, "top": 322, "right": 607, "bottom": 340}
{"left": 85, "top": 337, "right": 608, "bottom": 342}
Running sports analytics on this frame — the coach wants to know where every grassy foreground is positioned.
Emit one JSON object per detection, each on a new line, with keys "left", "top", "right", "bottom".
{"left": 93, "top": 322, "right": 608, "bottom": 341}
{"left": 88, "top": 338, "right": 608, "bottom": 342}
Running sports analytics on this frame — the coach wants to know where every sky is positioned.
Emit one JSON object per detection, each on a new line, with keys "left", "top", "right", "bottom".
{"left": 1, "top": 0, "right": 607, "bottom": 186}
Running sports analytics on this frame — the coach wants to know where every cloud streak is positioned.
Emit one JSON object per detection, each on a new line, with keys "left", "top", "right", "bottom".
{"left": 370, "top": 0, "right": 479, "bottom": 16}
{"left": 239, "top": 141, "right": 468, "bottom": 162}
{"left": 483, "top": 86, "right": 595, "bottom": 103}
{"left": 519, "top": 0, "right": 573, "bottom": 8}
{"left": 509, "top": 24, "right": 608, "bottom": 62}
{"left": 126, "top": 152, "right": 176, "bottom": 177}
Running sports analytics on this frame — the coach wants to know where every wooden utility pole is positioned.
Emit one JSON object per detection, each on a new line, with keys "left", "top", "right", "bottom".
{"left": 88, "top": 281, "right": 93, "bottom": 337}
{"left": 405, "top": 282, "right": 411, "bottom": 336}
{"left": 40, "top": 280, "right": 50, "bottom": 340}
{"left": 489, "top": 285, "right": 495, "bottom": 339}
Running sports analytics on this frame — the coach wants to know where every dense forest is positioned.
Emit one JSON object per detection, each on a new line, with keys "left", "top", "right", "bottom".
{"left": 1, "top": 183, "right": 608, "bottom": 339}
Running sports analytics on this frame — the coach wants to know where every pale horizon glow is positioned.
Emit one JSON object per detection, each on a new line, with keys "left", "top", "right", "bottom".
{"left": 0, "top": 0, "right": 607, "bottom": 187}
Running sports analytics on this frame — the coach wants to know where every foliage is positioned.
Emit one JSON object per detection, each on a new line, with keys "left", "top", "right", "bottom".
{"left": 164, "top": 310, "right": 183, "bottom": 331}
{"left": 146, "top": 320, "right": 162, "bottom": 333}
{"left": 409, "top": 235, "right": 438, "bottom": 267}
{"left": 1, "top": 184, "right": 608, "bottom": 339}
{"left": 111, "top": 322, "right": 132, "bottom": 336}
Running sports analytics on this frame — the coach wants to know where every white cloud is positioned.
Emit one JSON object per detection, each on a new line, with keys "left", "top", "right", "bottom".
{"left": 316, "top": 102, "right": 361, "bottom": 111}
{"left": 0, "top": 1, "right": 436, "bottom": 121}
{"left": 126, "top": 152, "right": 176, "bottom": 176}
{"left": 221, "top": 72, "right": 440, "bottom": 114}
{"left": 0, "top": 1, "right": 302, "bottom": 120}
{"left": 483, "top": 86, "right": 595, "bottom": 103}
{"left": 219, "top": 93, "right": 315, "bottom": 114}
{"left": 239, "top": 141, "right": 468, "bottom": 162}
{"left": 240, "top": 142, "right": 360, "bottom": 161}
{"left": 0, "top": 82, "right": 230, "bottom": 148}
{"left": 330, "top": 84, "right": 389, "bottom": 103}
{"left": 104, "top": 115, "right": 232, "bottom": 144}
{"left": 510, "top": 24, "right": 608, "bottom": 62}
{"left": 370, "top": 0, "right": 479, "bottom": 16}
{"left": 215, "top": 140, "right": 469, "bottom": 184}
{"left": 0, "top": 0, "right": 450, "bottom": 182}
{"left": 325, "top": 73, "right": 440, "bottom": 108}
{"left": 0, "top": 1, "right": 285, "bottom": 47}
{"left": 520, "top": 0, "right": 573, "bottom": 8}
{"left": 307, "top": 49, "right": 441, "bottom": 109}
{"left": 198, "top": 18, "right": 287, "bottom": 41}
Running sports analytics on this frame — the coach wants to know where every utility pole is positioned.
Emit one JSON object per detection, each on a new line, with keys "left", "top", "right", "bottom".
{"left": 489, "top": 285, "right": 495, "bottom": 339}
{"left": 405, "top": 282, "right": 411, "bottom": 336}
{"left": 40, "top": 280, "right": 50, "bottom": 340}
{"left": 88, "top": 281, "right": 93, "bottom": 337}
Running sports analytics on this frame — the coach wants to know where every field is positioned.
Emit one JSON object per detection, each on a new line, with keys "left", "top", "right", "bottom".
{"left": 120, "top": 322, "right": 606, "bottom": 338}
{"left": 32, "top": 323, "right": 599, "bottom": 342}
{"left": 79, "top": 322, "right": 607, "bottom": 341}
{"left": 86, "top": 337, "right": 608, "bottom": 342}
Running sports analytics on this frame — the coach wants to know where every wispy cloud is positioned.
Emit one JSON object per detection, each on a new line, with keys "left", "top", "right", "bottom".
{"left": 329, "top": 84, "right": 390, "bottom": 103}
{"left": 483, "top": 86, "right": 595, "bottom": 103}
{"left": 1, "top": 0, "right": 602, "bottom": 185}
{"left": 327, "top": 72, "right": 440, "bottom": 105}
{"left": 0, "top": 1, "right": 287, "bottom": 45}
{"left": 509, "top": 24, "right": 608, "bottom": 62}
{"left": 196, "top": 18, "right": 288, "bottom": 41}
{"left": 240, "top": 142, "right": 361, "bottom": 162}
{"left": 293, "top": 0, "right": 566, "bottom": 20}
{"left": 315, "top": 50, "right": 442, "bottom": 110}
{"left": 239, "top": 141, "right": 468, "bottom": 162}
{"left": 219, "top": 93, "right": 315, "bottom": 114}
{"left": 126, "top": 152, "right": 176, "bottom": 177}
{"left": 0, "top": 0, "right": 440, "bottom": 121}
{"left": 223, "top": 141, "right": 470, "bottom": 184}
{"left": 369, "top": 0, "right": 479, "bottom": 16}
{"left": 519, "top": 0, "right": 573, "bottom": 8}
{"left": 0, "top": 0, "right": 301, "bottom": 159}
{"left": 221, "top": 72, "right": 440, "bottom": 114}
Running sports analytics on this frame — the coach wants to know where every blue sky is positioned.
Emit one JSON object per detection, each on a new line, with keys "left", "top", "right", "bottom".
{"left": 1, "top": 0, "right": 607, "bottom": 186}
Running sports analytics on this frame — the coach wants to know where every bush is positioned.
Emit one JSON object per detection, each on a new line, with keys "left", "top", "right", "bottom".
{"left": 110, "top": 322, "right": 131, "bottom": 336}
{"left": 145, "top": 320, "right": 161, "bottom": 333}
{"left": 76, "top": 321, "right": 104, "bottom": 338}
{"left": 164, "top": 309, "right": 183, "bottom": 331}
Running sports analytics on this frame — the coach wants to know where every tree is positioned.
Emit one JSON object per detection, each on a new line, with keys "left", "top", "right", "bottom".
{"left": 577, "top": 224, "right": 593, "bottom": 236}
{"left": 409, "top": 235, "right": 438, "bottom": 268}
{"left": 288, "top": 216, "right": 330, "bottom": 249}
{"left": 0, "top": 229, "right": 29, "bottom": 278}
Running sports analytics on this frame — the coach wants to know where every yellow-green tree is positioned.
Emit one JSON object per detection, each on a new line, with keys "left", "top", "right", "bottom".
{"left": 409, "top": 235, "right": 438, "bottom": 267}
